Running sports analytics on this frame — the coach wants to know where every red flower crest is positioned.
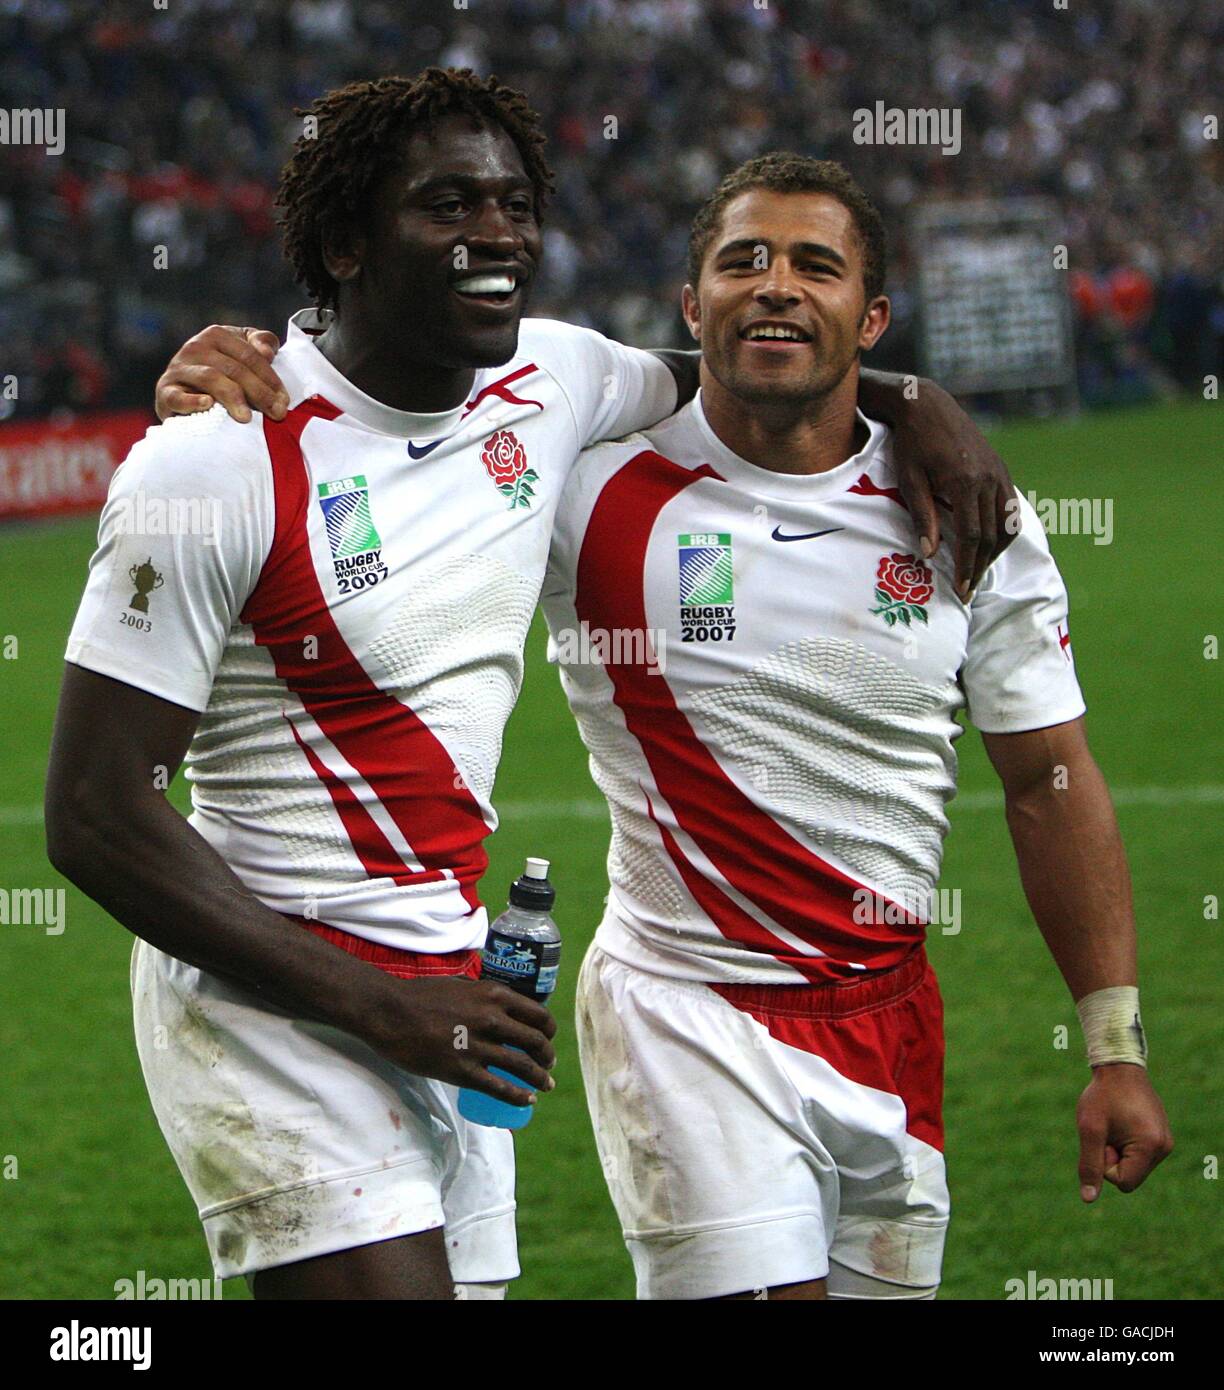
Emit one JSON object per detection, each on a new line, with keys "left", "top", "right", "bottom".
{"left": 871, "top": 552, "right": 934, "bottom": 628}
{"left": 480, "top": 429, "right": 538, "bottom": 510}
{"left": 481, "top": 429, "right": 528, "bottom": 487}
{"left": 876, "top": 553, "right": 934, "bottom": 606}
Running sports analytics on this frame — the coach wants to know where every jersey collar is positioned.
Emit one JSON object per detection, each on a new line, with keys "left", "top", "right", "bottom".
{"left": 684, "top": 389, "right": 890, "bottom": 499}
{"left": 282, "top": 309, "right": 469, "bottom": 441}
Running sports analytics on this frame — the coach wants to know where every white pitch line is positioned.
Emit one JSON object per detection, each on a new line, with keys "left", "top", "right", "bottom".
{"left": 505, "top": 787, "right": 1224, "bottom": 817}
{"left": 953, "top": 785, "right": 1224, "bottom": 811}
{"left": 0, "top": 799, "right": 610, "bottom": 831}
{"left": 7, "top": 785, "right": 1222, "bottom": 834}
{"left": 500, "top": 786, "right": 1224, "bottom": 817}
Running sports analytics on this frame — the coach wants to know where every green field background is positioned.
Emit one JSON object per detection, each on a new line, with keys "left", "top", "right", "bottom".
{"left": 1, "top": 400, "right": 1219, "bottom": 1299}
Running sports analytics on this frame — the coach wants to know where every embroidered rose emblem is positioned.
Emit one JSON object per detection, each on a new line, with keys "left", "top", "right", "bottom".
{"left": 480, "top": 429, "right": 538, "bottom": 508}
{"left": 872, "top": 552, "right": 934, "bottom": 627}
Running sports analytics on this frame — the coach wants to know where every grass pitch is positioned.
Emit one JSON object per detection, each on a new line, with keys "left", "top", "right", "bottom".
{"left": 1, "top": 399, "right": 1219, "bottom": 1299}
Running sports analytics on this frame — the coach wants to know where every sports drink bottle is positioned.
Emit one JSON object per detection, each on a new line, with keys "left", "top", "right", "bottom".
{"left": 457, "top": 857, "right": 560, "bottom": 1130}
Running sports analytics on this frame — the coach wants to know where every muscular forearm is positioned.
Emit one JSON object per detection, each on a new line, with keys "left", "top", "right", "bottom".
{"left": 1002, "top": 751, "right": 1137, "bottom": 1001}
{"left": 985, "top": 724, "right": 1169, "bottom": 1196}
{"left": 47, "top": 787, "right": 399, "bottom": 1039}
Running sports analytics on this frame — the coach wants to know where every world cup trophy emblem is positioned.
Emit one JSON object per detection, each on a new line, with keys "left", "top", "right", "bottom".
{"left": 128, "top": 558, "right": 164, "bottom": 613}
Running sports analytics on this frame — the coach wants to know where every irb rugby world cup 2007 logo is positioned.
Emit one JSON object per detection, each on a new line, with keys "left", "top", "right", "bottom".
{"left": 678, "top": 533, "right": 737, "bottom": 643}
{"left": 318, "top": 475, "right": 389, "bottom": 595}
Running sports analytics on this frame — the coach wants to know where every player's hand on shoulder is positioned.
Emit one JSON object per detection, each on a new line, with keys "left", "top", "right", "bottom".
{"left": 1075, "top": 1063, "right": 1174, "bottom": 1202}
{"left": 154, "top": 324, "right": 288, "bottom": 424}
{"left": 890, "top": 376, "right": 1016, "bottom": 602}
{"left": 364, "top": 975, "right": 557, "bottom": 1106}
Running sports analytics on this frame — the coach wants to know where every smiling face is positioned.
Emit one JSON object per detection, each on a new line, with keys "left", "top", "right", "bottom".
{"left": 323, "top": 113, "right": 543, "bottom": 370}
{"left": 682, "top": 188, "right": 889, "bottom": 408}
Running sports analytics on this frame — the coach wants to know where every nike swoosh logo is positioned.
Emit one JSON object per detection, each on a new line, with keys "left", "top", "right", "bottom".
{"left": 770, "top": 526, "right": 845, "bottom": 543}
{"left": 407, "top": 439, "right": 445, "bottom": 459}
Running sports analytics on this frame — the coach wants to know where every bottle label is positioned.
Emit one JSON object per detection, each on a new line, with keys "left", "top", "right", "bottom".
{"left": 481, "top": 932, "right": 561, "bottom": 999}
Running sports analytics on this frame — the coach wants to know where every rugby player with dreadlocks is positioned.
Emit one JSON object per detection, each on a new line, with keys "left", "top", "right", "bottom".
{"left": 48, "top": 69, "right": 1014, "bottom": 1300}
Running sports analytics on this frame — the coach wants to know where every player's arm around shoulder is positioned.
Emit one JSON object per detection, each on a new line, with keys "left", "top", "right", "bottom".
{"left": 519, "top": 317, "right": 679, "bottom": 447}
{"left": 859, "top": 368, "right": 1017, "bottom": 599}
{"left": 154, "top": 324, "right": 287, "bottom": 422}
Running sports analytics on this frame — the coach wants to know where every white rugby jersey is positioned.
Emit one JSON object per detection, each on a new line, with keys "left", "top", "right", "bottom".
{"left": 65, "top": 309, "right": 676, "bottom": 953}
{"left": 541, "top": 394, "right": 1086, "bottom": 984}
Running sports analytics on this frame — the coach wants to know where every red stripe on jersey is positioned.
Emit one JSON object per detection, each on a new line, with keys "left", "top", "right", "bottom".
{"left": 847, "top": 472, "right": 908, "bottom": 510}
{"left": 574, "top": 448, "right": 923, "bottom": 979}
{"left": 464, "top": 364, "right": 543, "bottom": 416}
{"left": 286, "top": 719, "right": 440, "bottom": 887}
{"left": 645, "top": 793, "right": 823, "bottom": 965}
{"left": 241, "top": 397, "right": 489, "bottom": 910}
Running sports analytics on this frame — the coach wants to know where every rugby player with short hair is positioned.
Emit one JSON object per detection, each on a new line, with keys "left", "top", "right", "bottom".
{"left": 540, "top": 153, "right": 1173, "bottom": 1300}
{"left": 48, "top": 69, "right": 1016, "bottom": 1300}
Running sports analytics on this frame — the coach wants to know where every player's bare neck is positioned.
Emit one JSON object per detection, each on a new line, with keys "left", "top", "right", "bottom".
{"left": 314, "top": 316, "right": 475, "bottom": 415}
{"left": 702, "top": 371, "right": 865, "bottom": 476}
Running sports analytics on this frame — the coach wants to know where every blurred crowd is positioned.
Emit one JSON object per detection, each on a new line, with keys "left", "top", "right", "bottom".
{"left": 1, "top": 0, "right": 1220, "bottom": 418}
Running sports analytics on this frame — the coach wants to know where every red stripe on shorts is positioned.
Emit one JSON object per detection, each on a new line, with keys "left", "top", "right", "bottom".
{"left": 711, "top": 950, "right": 945, "bottom": 1151}
{"left": 290, "top": 915, "right": 480, "bottom": 981}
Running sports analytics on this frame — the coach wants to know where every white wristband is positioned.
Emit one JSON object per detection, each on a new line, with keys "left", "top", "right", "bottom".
{"left": 1076, "top": 986, "right": 1147, "bottom": 1068}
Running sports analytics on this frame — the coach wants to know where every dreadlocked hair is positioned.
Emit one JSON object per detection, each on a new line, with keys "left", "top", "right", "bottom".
{"left": 276, "top": 68, "right": 554, "bottom": 309}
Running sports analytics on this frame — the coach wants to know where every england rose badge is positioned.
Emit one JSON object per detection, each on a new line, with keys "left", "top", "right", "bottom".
{"left": 871, "top": 552, "right": 934, "bottom": 627}
{"left": 481, "top": 429, "right": 538, "bottom": 510}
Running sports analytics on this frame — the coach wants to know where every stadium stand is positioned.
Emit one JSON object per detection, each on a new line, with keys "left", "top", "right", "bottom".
{"left": 1, "top": 0, "right": 1220, "bottom": 417}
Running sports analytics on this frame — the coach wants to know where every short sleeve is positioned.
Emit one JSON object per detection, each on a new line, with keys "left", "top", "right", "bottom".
{"left": 65, "top": 409, "right": 274, "bottom": 713}
{"left": 961, "top": 491, "right": 1087, "bottom": 734}
{"left": 523, "top": 319, "right": 677, "bottom": 447}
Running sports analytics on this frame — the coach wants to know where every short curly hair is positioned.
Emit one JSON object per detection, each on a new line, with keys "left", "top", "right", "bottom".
{"left": 277, "top": 68, "right": 555, "bottom": 309}
{"left": 686, "top": 153, "right": 887, "bottom": 303}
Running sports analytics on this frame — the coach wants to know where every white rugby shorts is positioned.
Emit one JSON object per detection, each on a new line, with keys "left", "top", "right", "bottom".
{"left": 131, "top": 930, "right": 518, "bottom": 1284}
{"left": 576, "top": 940, "right": 949, "bottom": 1299}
